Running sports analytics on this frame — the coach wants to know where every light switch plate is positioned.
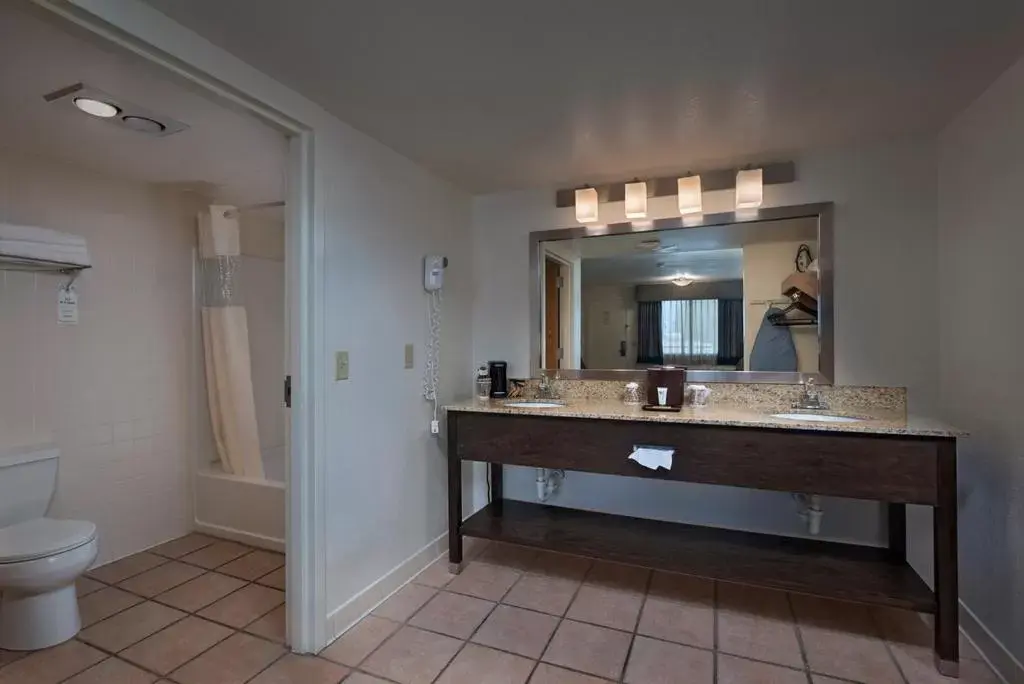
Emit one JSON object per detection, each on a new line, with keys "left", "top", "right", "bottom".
{"left": 335, "top": 351, "right": 349, "bottom": 381}
{"left": 404, "top": 343, "right": 414, "bottom": 369}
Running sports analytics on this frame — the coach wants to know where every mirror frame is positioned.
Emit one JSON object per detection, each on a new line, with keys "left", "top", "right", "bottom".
{"left": 529, "top": 202, "right": 834, "bottom": 384}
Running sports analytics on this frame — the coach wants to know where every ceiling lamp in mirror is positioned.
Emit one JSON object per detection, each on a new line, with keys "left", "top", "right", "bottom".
{"left": 575, "top": 186, "right": 599, "bottom": 223}
{"left": 735, "top": 168, "right": 764, "bottom": 209}
{"left": 677, "top": 175, "right": 703, "bottom": 215}
{"left": 624, "top": 180, "right": 648, "bottom": 219}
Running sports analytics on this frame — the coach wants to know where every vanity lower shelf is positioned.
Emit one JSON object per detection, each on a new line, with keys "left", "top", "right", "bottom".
{"left": 462, "top": 499, "right": 935, "bottom": 613}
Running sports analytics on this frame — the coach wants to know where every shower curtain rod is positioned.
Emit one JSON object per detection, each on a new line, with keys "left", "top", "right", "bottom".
{"left": 222, "top": 201, "right": 285, "bottom": 218}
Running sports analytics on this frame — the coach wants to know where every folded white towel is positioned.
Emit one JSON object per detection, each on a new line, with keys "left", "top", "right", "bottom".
{"left": 0, "top": 223, "right": 91, "bottom": 267}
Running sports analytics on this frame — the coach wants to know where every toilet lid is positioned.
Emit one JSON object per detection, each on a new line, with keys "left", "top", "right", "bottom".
{"left": 0, "top": 518, "right": 97, "bottom": 563}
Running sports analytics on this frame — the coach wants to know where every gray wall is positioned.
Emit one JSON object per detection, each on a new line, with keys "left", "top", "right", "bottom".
{"left": 938, "top": 52, "right": 1024, "bottom": 663}
{"left": 635, "top": 279, "right": 743, "bottom": 302}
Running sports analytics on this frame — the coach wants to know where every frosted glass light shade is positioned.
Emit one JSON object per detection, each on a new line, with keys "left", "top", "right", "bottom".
{"left": 677, "top": 175, "right": 703, "bottom": 215}
{"left": 624, "top": 181, "right": 648, "bottom": 219}
{"left": 575, "top": 187, "right": 599, "bottom": 223}
{"left": 735, "top": 168, "right": 764, "bottom": 209}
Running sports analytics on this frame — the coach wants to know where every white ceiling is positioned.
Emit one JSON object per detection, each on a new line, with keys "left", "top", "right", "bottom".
{"left": 572, "top": 217, "right": 817, "bottom": 284}
{"left": 140, "top": 0, "right": 1024, "bottom": 193}
{"left": 0, "top": 3, "right": 287, "bottom": 206}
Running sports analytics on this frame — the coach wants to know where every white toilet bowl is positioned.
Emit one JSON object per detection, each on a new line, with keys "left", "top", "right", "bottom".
{"left": 0, "top": 517, "right": 98, "bottom": 650}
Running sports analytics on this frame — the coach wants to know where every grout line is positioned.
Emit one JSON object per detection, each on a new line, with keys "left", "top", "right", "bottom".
{"left": 785, "top": 593, "right": 815, "bottom": 684}
{"left": 869, "top": 606, "right": 912, "bottom": 684}
{"left": 614, "top": 568, "right": 654, "bottom": 683}
{"left": 713, "top": 581, "right": 719, "bottom": 684}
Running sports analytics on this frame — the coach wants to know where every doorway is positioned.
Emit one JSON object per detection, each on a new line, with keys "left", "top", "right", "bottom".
{"left": 544, "top": 257, "right": 561, "bottom": 369}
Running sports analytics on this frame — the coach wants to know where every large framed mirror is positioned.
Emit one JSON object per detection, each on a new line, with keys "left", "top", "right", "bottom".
{"left": 530, "top": 202, "right": 833, "bottom": 383}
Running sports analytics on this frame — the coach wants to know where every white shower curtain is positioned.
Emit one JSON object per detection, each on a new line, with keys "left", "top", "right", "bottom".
{"left": 198, "top": 205, "right": 264, "bottom": 479}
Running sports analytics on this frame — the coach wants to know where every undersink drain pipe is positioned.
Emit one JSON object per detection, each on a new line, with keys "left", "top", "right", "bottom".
{"left": 793, "top": 493, "right": 824, "bottom": 535}
{"left": 536, "top": 468, "right": 566, "bottom": 502}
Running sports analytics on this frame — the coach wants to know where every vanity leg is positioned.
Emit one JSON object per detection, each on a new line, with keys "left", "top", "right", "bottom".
{"left": 447, "top": 416, "right": 463, "bottom": 574}
{"left": 933, "top": 440, "right": 959, "bottom": 676}
{"left": 490, "top": 463, "right": 503, "bottom": 513}
{"left": 888, "top": 503, "right": 907, "bottom": 563}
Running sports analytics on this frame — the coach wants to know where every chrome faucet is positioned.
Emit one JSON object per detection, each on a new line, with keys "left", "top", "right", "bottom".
{"left": 537, "top": 372, "right": 559, "bottom": 400}
{"left": 793, "top": 377, "right": 828, "bottom": 410}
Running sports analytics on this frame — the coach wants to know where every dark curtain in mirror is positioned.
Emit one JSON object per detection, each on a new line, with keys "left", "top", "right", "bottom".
{"left": 636, "top": 300, "right": 664, "bottom": 364}
{"left": 716, "top": 299, "right": 744, "bottom": 367}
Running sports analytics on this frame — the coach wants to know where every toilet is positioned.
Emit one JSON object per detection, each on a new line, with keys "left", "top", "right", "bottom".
{"left": 0, "top": 445, "right": 98, "bottom": 651}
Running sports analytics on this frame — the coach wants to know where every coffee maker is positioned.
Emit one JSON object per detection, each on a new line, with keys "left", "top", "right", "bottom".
{"left": 487, "top": 361, "right": 509, "bottom": 399}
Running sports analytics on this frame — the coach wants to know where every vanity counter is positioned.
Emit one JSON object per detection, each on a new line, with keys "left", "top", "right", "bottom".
{"left": 445, "top": 398, "right": 963, "bottom": 438}
{"left": 446, "top": 394, "right": 963, "bottom": 675}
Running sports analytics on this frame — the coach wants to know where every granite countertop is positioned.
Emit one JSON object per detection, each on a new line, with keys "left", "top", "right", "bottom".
{"left": 445, "top": 399, "right": 964, "bottom": 438}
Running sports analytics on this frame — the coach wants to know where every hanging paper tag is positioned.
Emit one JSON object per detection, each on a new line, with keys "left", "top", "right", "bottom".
{"left": 58, "top": 283, "right": 78, "bottom": 324}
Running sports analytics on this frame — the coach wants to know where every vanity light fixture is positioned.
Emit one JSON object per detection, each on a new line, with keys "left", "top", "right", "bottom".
{"left": 735, "top": 167, "right": 764, "bottom": 209}
{"left": 624, "top": 179, "right": 648, "bottom": 219}
{"left": 575, "top": 186, "right": 599, "bottom": 223}
{"left": 72, "top": 97, "right": 119, "bottom": 118}
{"left": 677, "top": 174, "right": 703, "bottom": 215}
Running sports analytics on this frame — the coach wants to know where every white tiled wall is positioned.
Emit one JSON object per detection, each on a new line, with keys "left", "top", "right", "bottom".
{"left": 0, "top": 149, "right": 197, "bottom": 564}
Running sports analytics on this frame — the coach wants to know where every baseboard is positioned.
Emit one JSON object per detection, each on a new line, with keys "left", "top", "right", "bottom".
{"left": 194, "top": 521, "right": 285, "bottom": 553}
{"left": 961, "top": 600, "right": 1024, "bottom": 684}
{"left": 325, "top": 531, "right": 449, "bottom": 645}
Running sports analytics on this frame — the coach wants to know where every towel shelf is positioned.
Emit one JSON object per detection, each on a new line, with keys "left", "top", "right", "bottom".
{"left": 0, "top": 254, "right": 91, "bottom": 275}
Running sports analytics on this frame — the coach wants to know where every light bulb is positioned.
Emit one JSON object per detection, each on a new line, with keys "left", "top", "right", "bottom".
{"left": 624, "top": 181, "right": 647, "bottom": 219}
{"left": 73, "top": 97, "right": 120, "bottom": 118}
{"left": 677, "top": 175, "right": 703, "bottom": 215}
{"left": 575, "top": 187, "right": 599, "bottom": 223}
{"left": 735, "top": 168, "right": 763, "bottom": 209}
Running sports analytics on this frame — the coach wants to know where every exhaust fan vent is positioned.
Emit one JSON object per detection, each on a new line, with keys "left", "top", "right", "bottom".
{"left": 44, "top": 83, "right": 188, "bottom": 138}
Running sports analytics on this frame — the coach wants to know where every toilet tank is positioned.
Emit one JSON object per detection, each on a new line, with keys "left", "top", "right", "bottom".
{"left": 0, "top": 444, "right": 58, "bottom": 528}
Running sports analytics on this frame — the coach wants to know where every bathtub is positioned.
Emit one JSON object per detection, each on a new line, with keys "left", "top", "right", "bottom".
{"left": 195, "top": 463, "right": 285, "bottom": 552}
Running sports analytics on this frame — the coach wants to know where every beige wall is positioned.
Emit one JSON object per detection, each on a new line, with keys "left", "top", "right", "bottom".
{"left": 472, "top": 137, "right": 938, "bottom": 551}
{"left": 581, "top": 284, "right": 636, "bottom": 369}
{"left": 0, "top": 150, "right": 195, "bottom": 564}
{"left": 742, "top": 241, "right": 818, "bottom": 373}
{"left": 938, "top": 51, "right": 1024, "bottom": 667}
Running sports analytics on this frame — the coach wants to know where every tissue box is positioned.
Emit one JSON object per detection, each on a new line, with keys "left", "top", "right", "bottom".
{"left": 645, "top": 366, "right": 687, "bottom": 409}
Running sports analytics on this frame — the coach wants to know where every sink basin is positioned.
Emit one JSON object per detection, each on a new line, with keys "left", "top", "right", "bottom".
{"left": 771, "top": 412, "right": 862, "bottom": 423}
{"left": 504, "top": 401, "right": 565, "bottom": 408}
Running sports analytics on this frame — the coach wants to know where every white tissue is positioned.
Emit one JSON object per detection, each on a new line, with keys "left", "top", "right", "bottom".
{"left": 628, "top": 447, "right": 674, "bottom": 471}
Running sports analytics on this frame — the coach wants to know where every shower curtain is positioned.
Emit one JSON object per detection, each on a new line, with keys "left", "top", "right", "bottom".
{"left": 198, "top": 205, "right": 264, "bottom": 479}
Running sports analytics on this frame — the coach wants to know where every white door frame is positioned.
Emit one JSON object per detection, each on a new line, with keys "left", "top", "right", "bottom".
{"left": 29, "top": 0, "right": 328, "bottom": 651}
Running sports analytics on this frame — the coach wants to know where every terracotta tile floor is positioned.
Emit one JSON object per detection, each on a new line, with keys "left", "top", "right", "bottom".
{"left": 0, "top": 537, "right": 1003, "bottom": 684}
{"left": 0, "top": 534, "right": 287, "bottom": 684}
{"left": 328, "top": 542, "right": 1001, "bottom": 684}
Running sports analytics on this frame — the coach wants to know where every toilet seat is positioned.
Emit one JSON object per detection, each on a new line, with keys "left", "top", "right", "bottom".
{"left": 0, "top": 518, "right": 97, "bottom": 564}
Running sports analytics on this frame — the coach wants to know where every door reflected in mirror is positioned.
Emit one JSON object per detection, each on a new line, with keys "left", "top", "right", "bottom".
{"left": 539, "top": 216, "right": 822, "bottom": 374}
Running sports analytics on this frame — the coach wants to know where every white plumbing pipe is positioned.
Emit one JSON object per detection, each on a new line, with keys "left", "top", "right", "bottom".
{"left": 536, "top": 468, "right": 549, "bottom": 502}
{"left": 793, "top": 493, "right": 824, "bottom": 535}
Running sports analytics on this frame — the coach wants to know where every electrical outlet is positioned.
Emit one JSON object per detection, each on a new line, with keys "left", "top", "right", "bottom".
{"left": 335, "top": 351, "right": 349, "bottom": 381}
{"left": 404, "top": 343, "right": 414, "bottom": 369}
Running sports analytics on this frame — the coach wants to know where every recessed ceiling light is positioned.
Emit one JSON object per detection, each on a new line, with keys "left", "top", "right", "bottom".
{"left": 73, "top": 97, "right": 120, "bottom": 118}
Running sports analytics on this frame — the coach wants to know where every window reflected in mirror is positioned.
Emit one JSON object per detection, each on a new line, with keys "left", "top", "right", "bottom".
{"left": 539, "top": 216, "right": 821, "bottom": 373}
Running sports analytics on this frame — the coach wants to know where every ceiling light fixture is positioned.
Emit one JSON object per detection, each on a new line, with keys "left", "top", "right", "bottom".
{"left": 73, "top": 97, "right": 120, "bottom": 118}
{"left": 735, "top": 167, "right": 764, "bottom": 209}
{"left": 624, "top": 179, "right": 647, "bottom": 219}
{"left": 575, "top": 186, "right": 599, "bottom": 224}
{"left": 672, "top": 276, "right": 694, "bottom": 287}
{"left": 677, "top": 175, "right": 703, "bottom": 215}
